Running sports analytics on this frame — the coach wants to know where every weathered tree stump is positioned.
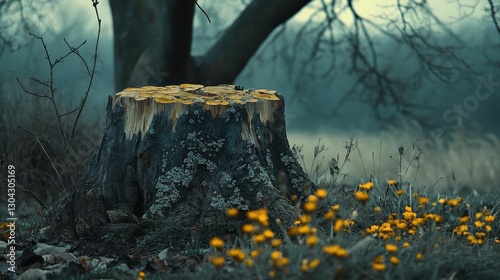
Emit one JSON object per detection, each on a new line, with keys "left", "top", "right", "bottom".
{"left": 69, "top": 84, "right": 313, "bottom": 236}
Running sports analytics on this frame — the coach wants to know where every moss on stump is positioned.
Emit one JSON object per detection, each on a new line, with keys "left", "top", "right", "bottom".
{"left": 66, "top": 84, "right": 314, "bottom": 238}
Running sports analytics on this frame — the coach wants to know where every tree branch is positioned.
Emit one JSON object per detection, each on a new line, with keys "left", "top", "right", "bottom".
{"left": 487, "top": 0, "right": 500, "bottom": 36}
{"left": 198, "top": 0, "right": 310, "bottom": 85}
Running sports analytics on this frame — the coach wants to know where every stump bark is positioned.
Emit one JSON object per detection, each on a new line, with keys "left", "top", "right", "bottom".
{"left": 69, "top": 84, "right": 313, "bottom": 236}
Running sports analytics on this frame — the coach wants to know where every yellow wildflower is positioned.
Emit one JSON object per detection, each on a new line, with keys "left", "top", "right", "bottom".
{"left": 303, "top": 201, "right": 317, "bottom": 213}
{"left": 210, "top": 256, "right": 225, "bottom": 268}
{"left": 403, "top": 210, "right": 417, "bottom": 221}
{"left": 373, "top": 206, "right": 382, "bottom": 213}
{"left": 411, "top": 218, "right": 424, "bottom": 227}
{"left": 475, "top": 232, "right": 486, "bottom": 238}
{"left": 308, "top": 195, "right": 318, "bottom": 203}
{"left": 252, "top": 234, "right": 266, "bottom": 245}
{"left": 459, "top": 216, "right": 470, "bottom": 224}
{"left": 484, "top": 215, "right": 495, "bottom": 223}
{"left": 308, "top": 258, "right": 321, "bottom": 269}
{"left": 387, "top": 179, "right": 397, "bottom": 186}
{"left": 418, "top": 196, "right": 429, "bottom": 205}
{"left": 453, "top": 224, "right": 468, "bottom": 235}
{"left": 475, "top": 220, "right": 485, "bottom": 228}
{"left": 263, "top": 229, "right": 275, "bottom": 240}
{"left": 403, "top": 242, "right": 410, "bottom": 248}
{"left": 300, "top": 214, "right": 312, "bottom": 224}
{"left": 227, "top": 248, "right": 246, "bottom": 262}
{"left": 271, "top": 239, "right": 282, "bottom": 248}
{"left": 385, "top": 244, "right": 398, "bottom": 253}
{"left": 298, "top": 225, "right": 311, "bottom": 235}
{"left": 274, "top": 257, "right": 289, "bottom": 269}
{"left": 355, "top": 191, "right": 370, "bottom": 202}
{"left": 334, "top": 219, "right": 344, "bottom": 233}
{"left": 389, "top": 256, "right": 400, "bottom": 265}
{"left": 323, "top": 245, "right": 349, "bottom": 258}
{"left": 226, "top": 207, "right": 239, "bottom": 218}
{"left": 447, "top": 199, "right": 459, "bottom": 207}
{"left": 372, "top": 256, "right": 386, "bottom": 271}
{"left": 366, "top": 225, "right": 379, "bottom": 235}
{"left": 242, "top": 224, "right": 255, "bottom": 234}
{"left": 301, "top": 258, "right": 321, "bottom": 272}
{"left": 324, "top": 211, "right": 335, "bottom": 220}
{"left": 287, "top": 226, "right": 298, "bottom": 237}
{"left": 210, "top": 237, "right": 224, "bottom": 249}
{"left": 359, "top": 182, "right": 373, "bottom": 191}
{"left": 316, "top": 189, "right": 328, "bottom": 199}
{"left": 306, "top": 235, "right": 318, "bottom": 247}
{"left": 250, "top": 250, "right": 261, "bottom": 258}
{"left": 331, "top": 204, "right": 340, "bottom": 211}
{"left": 416, "top": 253, "right": 423, "bottom": 261}
{"left": 270, "top": 251, "right": 282, "bottom": 261}
{"left": 396, "top": 221, "right": 407, "bottom": 230}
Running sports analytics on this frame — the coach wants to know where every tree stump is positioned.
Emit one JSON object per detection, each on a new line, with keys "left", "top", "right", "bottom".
{"left": 69, "top": 84, "right": 313, "bottom": 236}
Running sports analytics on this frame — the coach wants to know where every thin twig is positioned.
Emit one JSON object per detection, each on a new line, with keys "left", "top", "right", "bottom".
{"left": 71, "top": 0, "right": 102, "bottom": 139}
{"left": 487, "top": 0, "right": 500, "bottom": 36}
{"left": 194, "top": 0, "right": 211, "bottom": 23}
{"left": 35, "top": 136, "right": 70, "bottom": 202}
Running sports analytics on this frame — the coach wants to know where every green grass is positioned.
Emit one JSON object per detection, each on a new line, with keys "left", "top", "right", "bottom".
{"left": 6, "top": 136, "right": 500, "bottom": 280}
{"left": 124, "top": 141, "right": 500, "bottom": 280}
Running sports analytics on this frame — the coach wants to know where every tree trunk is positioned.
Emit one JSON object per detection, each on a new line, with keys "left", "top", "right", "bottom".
{"left": 109, "top": 0, "right": 195, "bottom": 90}
{"left": 69, "top": 84, "right": 313, "bottom": 236}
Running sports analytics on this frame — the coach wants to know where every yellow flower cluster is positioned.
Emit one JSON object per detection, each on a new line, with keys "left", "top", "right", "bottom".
{"left": 372, "top": 255, "right": 386, "bottom": 271}
{"left": 366, "top": 205, "right": 443, "bottom": 240}
{"left": 438, "top": 197, "right": 463, "bottom": 207}
{"left": 301, "top": 189, "right": 327, "bottom": 213}
{"left": 300, "top": 258, "right": 321, "bottom": 273}
{"left": 206, "top": 184, "right": 499, "bottom": 275}
{"left": 137, "top": 271, "right": 146, "bottom": 280}
{"left": 355, "top": 182, "right": 373, "bottom": 203}
{"left": 323, "top": 244, "right": 349, "bottom": 258}
{"left": 465, "top": 208, "right": 496, "bottom": 245}
{"left": 387, "top": 179, "right": 405, "bottom": 196}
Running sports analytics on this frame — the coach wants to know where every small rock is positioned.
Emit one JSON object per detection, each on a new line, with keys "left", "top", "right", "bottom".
{"left": 33, "top": 243, "right": 69, "bottom": 256}
{"left": 42, "top": 254, "right": 55, "bottom": 265}
{"left": 38, "top": 226, "right": 53, "bottom": 242}
{"left": 19, "top": 268, "right": 48, "bottom": 280}
{"left": 158, "top": 248, "right": 169, "bottom": 261}
{"left": 58, "top": 251, "right": 76, "bottom": 262}
{"left": 106, "top": 210, "right": 138, "bottom": 223}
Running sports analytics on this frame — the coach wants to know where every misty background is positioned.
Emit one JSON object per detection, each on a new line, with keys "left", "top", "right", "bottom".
{"left": 1, "top": 0, "right": 499, "bottom": 193}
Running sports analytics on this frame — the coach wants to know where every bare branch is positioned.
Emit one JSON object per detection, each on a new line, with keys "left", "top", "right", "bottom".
{"left": 487, "top": 0, "right": 500, "bottom": 36}
{"left": 194, "top": 0, "right": 211, "bottom": 23}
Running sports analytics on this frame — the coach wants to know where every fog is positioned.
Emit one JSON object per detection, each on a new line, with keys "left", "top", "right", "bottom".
{"left": 1, "top": 0, "right": 499, "bottom": 192}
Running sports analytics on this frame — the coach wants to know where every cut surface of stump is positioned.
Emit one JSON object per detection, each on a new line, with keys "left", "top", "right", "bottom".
{"left": 70, "top": 84, "right": 313, "bottom": 236}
